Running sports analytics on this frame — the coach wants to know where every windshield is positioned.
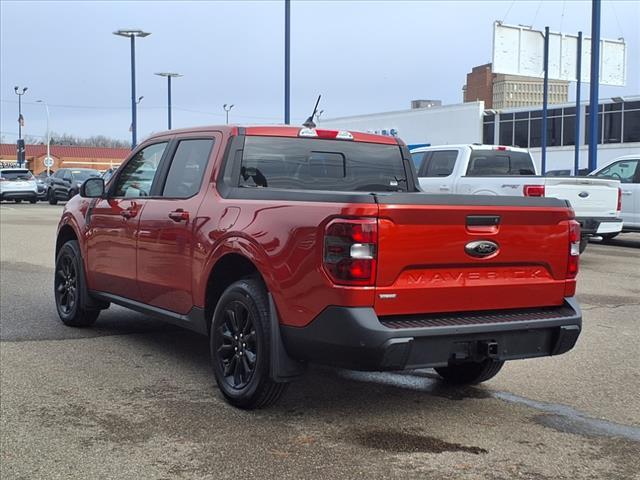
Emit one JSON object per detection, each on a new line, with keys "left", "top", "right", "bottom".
{"left": 71, "top": 170, "right": 100, "bottom": 181}
{"left": 466, "top": 150, "right": 536, "bottom": 176}
{"left": 240, "top": 137, "right": 408, "bottom": 192}
{"left": 1, "top": 170, "right": 34, "bottom": 181}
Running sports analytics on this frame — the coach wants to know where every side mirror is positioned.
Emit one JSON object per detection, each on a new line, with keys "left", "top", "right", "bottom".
{"left": 80, "top": 177, "right": 105, "bottom": 198}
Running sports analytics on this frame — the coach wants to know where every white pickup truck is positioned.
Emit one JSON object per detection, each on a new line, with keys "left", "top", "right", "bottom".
{"left": 411, "top": 144, "right": 622, "bottom": 252}
{"left": 590, "top": 154, "right": 640, "bottom": 237}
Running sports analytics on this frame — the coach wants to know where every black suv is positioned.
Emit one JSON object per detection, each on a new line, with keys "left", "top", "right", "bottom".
{"left": 47, "top": 168, "right": 100, "bottom": 204}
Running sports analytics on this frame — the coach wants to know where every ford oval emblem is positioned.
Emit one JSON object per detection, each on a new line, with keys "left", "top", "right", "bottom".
{"left": 465, "top": 240, "right": 499, "bottom": 258}
{"left": 578, "top": 191, "right": 589, "bottom": 198}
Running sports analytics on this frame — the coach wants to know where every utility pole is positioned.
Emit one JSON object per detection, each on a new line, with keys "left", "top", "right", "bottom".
{"left": 113, "top": 29, "right": 151, "bottom": 149}
{"left": 541, "top": 26, "right": 550, "bottom": 174}
{"left": 574, "top": 32, "right": 583, "bottom": 176}
{"left": 588, "top": 0, "right": 601, "bottom": 172}
{"left": 155, "top": 72, "right": 182, "bottom": 129}
{"left": 36, "top": 100, "right": 51, "bottom": 176}
{"left": 284, "top": 0, "right": 290, "bottom": 124}
{"left": 14, "top": 86, "right": 27, "bottom": 167}
{"left": 223, "top": 104, "right": 234, "bottom": 124}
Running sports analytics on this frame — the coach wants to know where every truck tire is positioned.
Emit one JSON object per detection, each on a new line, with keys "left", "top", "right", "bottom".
{"left": 29, "top": 198, "right": 37, "bottom": 204}
{"left": 210, "top": 278, "right": 288, "bottom": 409}
{"left": 54, "top": 240, "right": 100, "bottom": 327}
{"left": 579, "top": 237, "right": 589, "bottom": 254}
{"left": 49, "top": 189, "right": 58, "bottom": 205}
{"left": 435, "top": 359, "right": 504, "bottom": 385}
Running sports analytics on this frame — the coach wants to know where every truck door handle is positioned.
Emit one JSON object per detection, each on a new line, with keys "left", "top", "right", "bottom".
{"left": 168, "top": 209, "right": 190, "bottom": 222}
{"left": 622, "top": 190, "right": 632, "bottom": 195}
{"left": 439, "top": 185, "right": 451, "bottom": 191}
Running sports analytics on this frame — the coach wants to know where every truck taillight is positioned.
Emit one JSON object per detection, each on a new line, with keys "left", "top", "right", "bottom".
{"left": 524, "top": 184, "right": 545, "bottom": 197}
{"left": 323, "top": 218, "right": 377, "bottom": 286}
{"left": 617, "top": 187, "right": 622, "bottom": 213}
{"left": 567, "top": 220, "right": 581, "bottom": 279}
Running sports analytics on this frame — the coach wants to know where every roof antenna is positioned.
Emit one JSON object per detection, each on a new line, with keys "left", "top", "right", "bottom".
{"left": 302, "top": 95, "right": 321, "bottom": 128}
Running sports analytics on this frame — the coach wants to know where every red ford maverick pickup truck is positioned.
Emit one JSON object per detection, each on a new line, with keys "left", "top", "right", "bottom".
{"left": 55, "top": 125, "right": 582, "bottom": 408}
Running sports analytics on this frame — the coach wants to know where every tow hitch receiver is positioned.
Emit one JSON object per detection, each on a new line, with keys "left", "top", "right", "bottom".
{"left": 479, "top": 341, "right": 499, "bottom": 358}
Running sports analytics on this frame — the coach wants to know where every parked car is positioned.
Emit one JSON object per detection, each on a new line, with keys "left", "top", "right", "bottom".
{"left": 47, "top": 168, "right": 101, "bottom": 205}
{"left": 545, "top": 168, "right": 590, "bottom": 177}
{"left": 35, "top": 172, "right": 50, "bottom": 201}
{"left": 101, "top": 167, "right": 117, "bottom": 184}
{"left": 0, "top": 168, "right": 38, "bottom": 203}
{"left": 411, "top": 144, "right": 622, "bottom": 252}
{"left": 590, "top": 154, "right": 640, "bottom": 238}
{"left": 55, "top": 126, "right": 582, "bottom": 409}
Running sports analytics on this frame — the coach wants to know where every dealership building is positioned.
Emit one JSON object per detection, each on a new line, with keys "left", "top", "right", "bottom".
{"left": 0, "top": 144, "right": 129, "bottom": 175}
{"left": 318, "top": 95, "right": 640, "bottom": 173}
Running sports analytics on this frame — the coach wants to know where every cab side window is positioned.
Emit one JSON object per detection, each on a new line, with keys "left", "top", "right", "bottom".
{"left": 162, "top": 139, "right": 214, "bottom": 198}
{"left": 113, "top": 143, "right": 168, "bottom": 197}
{"left": 62, "top": 170, "right": 72, "bottom": 182}
{"left": 597, "top": 160, "right": 639, "bottom": 184}
{"left": 420, "top": 150, "right": 457, "bottom": 177}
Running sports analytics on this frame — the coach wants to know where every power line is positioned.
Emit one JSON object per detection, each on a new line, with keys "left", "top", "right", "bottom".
{"left": 610, "top": 1, "right": 625, "bottom": 39}
{"left": 532, "top": 0, "right": 543, "bottom": 28}
{"left": 502, "top": 0, "right": 516, "bottom": 22}
{"left": 1, "top": 99, "right": 286, "bottom": 122}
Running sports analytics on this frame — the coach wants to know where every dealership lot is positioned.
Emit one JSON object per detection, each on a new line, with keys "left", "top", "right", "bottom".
{"left": 1, "top": 203, "right": 639, "bottom": 479}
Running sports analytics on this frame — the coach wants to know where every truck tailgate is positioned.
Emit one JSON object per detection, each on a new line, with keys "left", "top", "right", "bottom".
{"left": 544, "top": 177, "right": 620, "bottom": 218}
{"left": 374, "top": 194, "right": 573, "bottom": 316}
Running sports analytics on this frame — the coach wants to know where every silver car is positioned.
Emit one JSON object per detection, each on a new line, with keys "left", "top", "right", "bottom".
{"left": 0, "top": 168, "right": 38, "bottom": 203}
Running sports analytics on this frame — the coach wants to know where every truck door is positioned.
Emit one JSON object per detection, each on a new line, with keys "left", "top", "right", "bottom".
{"left": 136, "top": 135, "right": 221, "bottom": 314}
{"left": 86, "top": 142, "right": 169, "bottom": 300}
{"left": 417, "top": 149, "right": 459, "bottom": 193}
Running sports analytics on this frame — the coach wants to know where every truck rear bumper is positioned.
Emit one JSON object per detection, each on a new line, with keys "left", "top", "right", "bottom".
{"left": 576, "top": 216, "right": 623, "bottom": 235}
{"left": 280, "top": 297, "right": 582, "bottom": 371}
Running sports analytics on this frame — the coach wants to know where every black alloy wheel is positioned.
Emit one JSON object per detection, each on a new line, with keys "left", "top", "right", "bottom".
{"left": 54, "top": 240, "right": 101, "bottom": 327}
{"left": 215, "top": 301, "right": 258, "bottom": 390}
{"left": 210, "top": 278, "right": 288, "bottom": 409}
{"left": 55, "top": 254, "right": 77, "bottom": 315}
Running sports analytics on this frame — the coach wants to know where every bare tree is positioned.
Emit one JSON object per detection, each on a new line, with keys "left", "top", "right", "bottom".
{"left": 48, "top": 132, "right": 128, "bottom": 148}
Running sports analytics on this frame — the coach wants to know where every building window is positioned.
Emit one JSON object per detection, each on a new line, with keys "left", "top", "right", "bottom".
{"left": 529, "top": 118, "right": 542, "bottom": 148}
{"left": 500, "top": 119, "right": 514, "bottom": 146}
{"left": 563, "top": 115, "right": 576, "bottom": 146}
{"left": 548, "top": 116, "right": 562, "bottom": 146}
{"left": 623, "top": 101, "right": 640, "bottom": 143}
{"left": 514, "top": 120, "right": 528, "bottom": 148}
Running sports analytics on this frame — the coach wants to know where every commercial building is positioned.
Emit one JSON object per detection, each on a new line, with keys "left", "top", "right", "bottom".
{"left": 318, "top": 95, "right": 640, "bottom": 172}
{"left": 0, "top": 144, "right": 129, "bottom": 175}
{"left": 463, "top": 63, "right": 569, "bottom": 109}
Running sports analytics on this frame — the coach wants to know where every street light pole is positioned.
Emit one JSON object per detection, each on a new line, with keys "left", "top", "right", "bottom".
{"left": 284, "top": 0, "right": 290, "bottom": 124}
{"left": 223, "top": 104, "right": 234, "bottom": 124}
{"left": 154, "top": 72, "right": 182, "bottom": 130}
{"left": 113, "top": 29, "right": 151, "bottom": 150}
{"left": 14, "top": 86, "right": 27, "bottom": 167}
{"left": 36, "top": 100, "right": 51, "bottom": 176}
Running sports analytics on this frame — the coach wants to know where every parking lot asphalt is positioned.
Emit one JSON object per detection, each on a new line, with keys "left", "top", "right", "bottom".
{"left": 1, "top": 203, "right": 639, "bottom": 480}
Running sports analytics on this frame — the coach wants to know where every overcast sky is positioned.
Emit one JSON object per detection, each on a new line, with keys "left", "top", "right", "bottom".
{"left": 1, "top": 0, "right": 638, "bottom": 144}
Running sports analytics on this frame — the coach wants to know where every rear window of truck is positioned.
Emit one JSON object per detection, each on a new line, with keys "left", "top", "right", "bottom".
{"left": 239, "top": 137, "right": 408, "bottom": 192}
{"left": 466, "top": 150, "right": 536, "bottom": 176}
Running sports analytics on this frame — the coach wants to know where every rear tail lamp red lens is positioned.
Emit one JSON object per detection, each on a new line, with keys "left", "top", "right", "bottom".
{"left": 323, "top": 218, "right": 377, "bottom": 286}
{"left": 524, "top": 184, "right": 545, "bottom": 197}
{"left": 567, "top": 220, "right": 581, "bottom": 279}
{"left": 617, "top": 187, "right": 622, "bottom": 213}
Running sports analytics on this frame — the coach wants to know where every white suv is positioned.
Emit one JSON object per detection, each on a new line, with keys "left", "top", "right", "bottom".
{"left": 0, "top": 168, "right": 38, "bottom": 203}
